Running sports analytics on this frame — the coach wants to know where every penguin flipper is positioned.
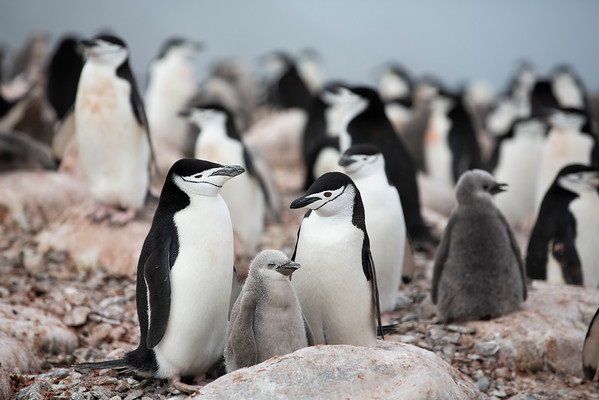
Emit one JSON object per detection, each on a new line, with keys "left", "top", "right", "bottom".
{"left": 362, "top": 234, "right": 384, "bottom": 339}
{"left": 143, "top": 240, "right": 172, "bottom": 349}
{"left": 496, "top": 210, "right": 528, "bottom": 300}
{"left": 432, "top": 216, "right": 456, "bottom": 304}
{"left": 525, "top": 202, "right": 557, "bottom": 281}
{"left": 302, "top": 313, "right": 315, "bottom": 346}
{"left": 551, "top": 227, "right": 583, "bottom": 285}
{"left": 583, "top": 307, "right": 599, "bottom": 381}
{"left": 243, "top": 147, "right": 279, "bottom": 222}
{"left": 291, "top": 210, "right": 311, "bottom": 261}
{"left": 229, "top": 291, "right": 258, "bottom": 369}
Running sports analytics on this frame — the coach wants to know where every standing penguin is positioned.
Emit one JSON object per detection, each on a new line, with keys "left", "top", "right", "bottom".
{"left": 491, "top": 117, "right": 547, "bottom": 226}
{"left": 378, "top": 64, "right": 414, "bottom": 132}
{"left": 75, "top": 34, "right": 154, "bottom": 224}
{"left": 432, "top": 170, "right": 527, "bottom": 321}
{"left": 583, "top": 307, "right": 599, "bottom": 381}
{"left": 535, "top": 108, "right": 599, "bottom": 206}
{"left": 526, "top": 164, "right": 599, "bottom": 287}
{"left": 263, "top": 51, "right": 313, "bottom": 111}
{"left": 339, "top": 144, "right": 406, "bottom": 312}
{"left": 326, "top": 86, "right": 435, "bottom": 248}
{"left": 76, "top": 159, "right": 244, "bottom": 392}
{"left": 289, "top": 172, "right": 382, "bottom": 346}
{"left": 181, "top": 104, "right": 274, "bottom": 254}
{"left": 145, "top": 38, "right": 201, "bottom": 158}
{"left": 225, "top": 250, "right": 312, "bottom": 372}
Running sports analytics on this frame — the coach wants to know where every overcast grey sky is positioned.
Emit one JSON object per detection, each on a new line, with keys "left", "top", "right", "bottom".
{"left": 1, "top": 0, "right": 598, "bottom": 90}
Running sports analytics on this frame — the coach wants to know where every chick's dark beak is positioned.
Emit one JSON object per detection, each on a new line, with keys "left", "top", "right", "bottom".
{"left": 275, "top": 260, "right": 300, "bottom": 276}
{"left": 490, "top": 182, "right": 508, "bottom": 195}
{"left": 339, "top": 155, "right": 357, "bottom": 167}
{"left": 210, "top": 165, "right": 245, "bottom": 177}
{"left": 178, "top": 110, "right": 191, "bottom": 118}
{"left": 290, "top": 195, "right": 319, "bottom": 209}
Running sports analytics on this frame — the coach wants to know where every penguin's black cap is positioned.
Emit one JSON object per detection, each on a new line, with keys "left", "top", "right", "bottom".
{"left": 157, "top": 37, "right": 202, "bottom": 59}
{"left": 81, "top": 34, "right": 127, "bottom": 48}
{"left": 554, "top": 164, "right": 597, "bottom": 180}
{"left": 349, "top": 87, "right": 385, "bottom": 108}
{"left": 343, "top": 144, "right": 381, "bottom": 157}
{"left": 168, "top": 158, "right": 224, "bottom": 177}
{"left": 188, "top": 103, "right": 232, "bottom": 117}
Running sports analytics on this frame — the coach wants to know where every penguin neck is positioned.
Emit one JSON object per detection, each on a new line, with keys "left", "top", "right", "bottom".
{"left": 252, "top": 272, "right": 293, "bottom": 304}
{"left": 199, "top": 121, "right": 229, "bottom": 140}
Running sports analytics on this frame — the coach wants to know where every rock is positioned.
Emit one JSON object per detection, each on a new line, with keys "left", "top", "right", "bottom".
{"left": 36, "top": 205, "right": 151, "bottom": 276}
{"left": 194, "top": 342, "right": 485, "bottom": 399}
{"left": 123, "top": 389, "right": 144, "bottom": 400}
{"left": 447, "top": 324, "right": 476, "bottom": 334}
{"left": 0, "top": 303, "right": 77, "bottom": 373}
{"left": 476, "top": 376, "right": 491, "bottom": 391}
{"left": 476, "top": 340, "right": 500, "bottom": 357}
{"left": 63, "top": 306, "right": 91, "bottom": 327}
{"left": 0, "top": 368, "right": 12, "bottom": 400}
{"left": 0, "top": 171, "right": 87, "bottom": 231}
{"left": 15, "top": 381, "right": 50, "bottom": 400}
{"left": 467, "top": 281, "right": 599, "bottom": 376}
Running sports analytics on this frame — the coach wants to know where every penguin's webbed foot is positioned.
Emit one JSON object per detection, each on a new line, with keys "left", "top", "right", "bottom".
{"left": 90, "top": 204, "right": 111, "bottom": 223}
{"left": 108, "top": 207, "right": 137, "bottom": 225}
{"left": 171, "top": 376, "right": 203, "bottom": 394}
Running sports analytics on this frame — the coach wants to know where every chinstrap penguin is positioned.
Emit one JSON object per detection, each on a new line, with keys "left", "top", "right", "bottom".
{"left": 526, "top": 164, "right": 599, "bottom": 287}
{"left": 583, "top": 307, "right": 599, "bottom": 381}
{"left": 289, "top": 172, "right": 382, "bottom": 346}
{"left": 225, "top": 250, "right": 312, "bottom": 372}
{"left": 75, "top": 158, "right": 244, "bottom": 392}
{"left": 339, "top": 144, "right": 406, "bottom": 312}
{"left": 432, "top": 170, "right": 527, "bottom": 321}
{"left": 75, "top": 34, "right": 154, "bottom": 224}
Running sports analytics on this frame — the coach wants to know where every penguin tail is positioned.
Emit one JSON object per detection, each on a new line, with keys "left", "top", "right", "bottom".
{"left": 73, "top": 358, "right": 129, "bottom": 372}
{"left": 378, "top": 323, "right": 398, "bottom": 336}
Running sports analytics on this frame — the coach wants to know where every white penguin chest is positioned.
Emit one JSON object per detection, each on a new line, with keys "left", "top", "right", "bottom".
{"left": 153, "top": 196, "right": 234, "bottom": 377}
{"left": 569, "top": 193, "right": 599, "bottom": 287}
{"left": 425, "top": 113, "right": 452, "bottom": 184}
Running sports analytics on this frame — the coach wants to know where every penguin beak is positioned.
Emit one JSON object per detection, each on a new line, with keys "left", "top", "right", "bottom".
{"left": 490, "top": 182, "right": 508, "bottom": 195}
{"left": 276, "top": 260, "right": 300, "bottom": 276}
{"left": 178, "top": 110, "right": 191, "bottom": 119}
{"left": 210, "top": 165, "right": 245, "bottom": 177}
{"left": 80, "top": 39, "right": 97, "bottom": 48}
{"left": 290, "top": 195, "right": 319, "bottom": 209}
{"left": 339, "top": 155, "right": 357, "bottom": 167}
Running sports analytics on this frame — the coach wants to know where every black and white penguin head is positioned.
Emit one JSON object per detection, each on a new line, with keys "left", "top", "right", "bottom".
{"left": 262, "top": 51, "right": 293, "bottom": 80}
{"left": 512, "top": 118, "right": 547, "bottom": 139}
{"left": 339, "top": 144, "right": 385, "bottom": 178}
{"left": 156, "top": 37, "right": 202, "bottom": 62}
{"left": 179, "top": 104, "right": 230, "bottom": 130}
{"left": 169, "top": 158, "right": 244, "bottom": 197}
{"left": 546, "top": 108, "right": 587, "bottom": 131}
{"left": 551, "top": 65, "right": 586, "bottom": 108}
{"left": 378, "top": 64, "right": 412, "bottom": 102}
{"left": 80, "top": 35, "right": 129, "bottom": 67}
{"left": 323, "top": 87, "right": 374, "bottom": 122}
{"left": 249, "top": 249, "right": 300, "bottom": 280}
{"left": 290, "top": 172, "right": 358, "bottom": 217}
{"left": 555, "top": 164, "right": 599, "bottom": 196}
{"left": 455, "top": 170, "right": 507, "bottom": 204}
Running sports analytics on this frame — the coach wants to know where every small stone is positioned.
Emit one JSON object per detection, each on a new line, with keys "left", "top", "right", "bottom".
{"left": 124, "top": 389, "right": 144, "bottom": 400}
{"left": 475, "top": 340, "right": 500, "bottom": 357}
{"left": 467, "top": 354, "right": 483, "bottom": 361}
{"left": 476, "top": 376, "right": 491, "bottom": 391}
{"left": 429, "top": 328, "right": 446, "bottom": 341}
{"left": 63, "top": 306, "right": 91, "bottom": 327}
{"left": 490, "top": 389, "right": 507, "bottom": 398}
{"left": 395, "top": 335, "right": 417, "bottom": 344}
{"left": 443, "top": 332, "right": 461, "bottom": 344}
{"left": 63, "top": 287, "right": 86, "bottom": 306}
{"left": 115, "top": 380, "right": 129, "bottom": 392}
{"left": 109, "top": 396, "right": 122, "bottom": 400}
{"left": 447, "top": 324, "right": 476, "bottom": 334}
{"left": 394, "top": 293, "right": 412, "bottom": 309}
{"left": 442, "top": 344, "right": 455, "bottom": 358}
{"left": 400, "top": 313, "right": 418, "bottom": 322}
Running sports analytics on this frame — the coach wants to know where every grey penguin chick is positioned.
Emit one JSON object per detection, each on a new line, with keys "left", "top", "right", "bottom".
{"left": 225, "top": 250, "right": 312, "bottom": 372}
{"left": 432, "top": 170, "right": 527, "bottom": 321}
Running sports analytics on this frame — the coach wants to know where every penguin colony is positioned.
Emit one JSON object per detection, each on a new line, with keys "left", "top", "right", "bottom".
{"left": 2, "top": 30, "right": 599, "bottom": 389}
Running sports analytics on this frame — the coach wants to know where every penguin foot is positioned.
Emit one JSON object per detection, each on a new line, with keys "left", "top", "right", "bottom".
{"left": 171, "top": 376, "right": 202, "bottom": 394}
{"left": 108, "top": 207, "right": 137, "bottom": 225}
{"left": 90, "top": 204, "right": 111, "bottom": 223}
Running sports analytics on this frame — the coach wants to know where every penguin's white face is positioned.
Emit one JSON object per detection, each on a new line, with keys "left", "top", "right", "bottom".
{"left": 323, "top": 88, "right": 368, "bottom": 123}
{"left": 486, "top": 99, "right": 519, "bottom": 136}
{"left": 166, "top": 42, "right": 201, "bottom": 62}
{"left": 549, "top": 111, "right": 586, "bottom": 131}
{"left": 82, "top": 39, "right": 128, "bottom": 67}
{"left": 552, "top": 73, "right": 584, "bottom": 108}
{"left": 514, "top": 119, "right": 546, "bottom": 139}
{"left": 379, "top": 70, "right": 410, "bottom": 101}
{"left": 340, "top": 153, "right": 385, "bottom": 178}
{"left": 183, "top": 109, "right": 227, "bottom": 129}
{"left": 431, "top": 96, "right": 454, "bottom": 114}
{"left": 558, "top": 171, "right": 599, "bottom": 195}
{"left": 291, "top": 185, "right": 356, "bottom": 217}
{"left": 250, "top": 250, "right": 300, "bottom": 280}
{"left": 173, "top": 165, "right": 245, "bottom": 197}
{"left": 263, "top": 56, "right": 287, "bottom": 80}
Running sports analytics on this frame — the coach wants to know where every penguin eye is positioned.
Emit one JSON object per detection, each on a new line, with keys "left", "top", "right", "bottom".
{"left": 194, "top": 174, "right": 203, "bottom": 179}
{"left": 267, "top": 263, "right": 276, "bottom": 268}
{"left": 483, "top": 185, "right": 489, "bottom": 190}
{"left": 323, "top": 192, "right": 332, "bottom": 198}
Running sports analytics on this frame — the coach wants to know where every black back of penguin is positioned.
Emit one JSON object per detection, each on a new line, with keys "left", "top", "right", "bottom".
{"left": 446, "top": 93, "right": 483, "bottom": 182}
{"left": 46, "top": 35, "right": 84, "bottom": 120}
{"left": 526, "top": 164, "right": 598, "bottom": 284}
{"left": 266, "top": 53, "right": 313, "bottom": 111}
{"left": 346, "top": 87, "right": 431, "bottom": 243}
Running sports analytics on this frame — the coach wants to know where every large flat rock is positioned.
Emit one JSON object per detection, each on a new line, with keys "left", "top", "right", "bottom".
{"left": 466, "top": 281, "right": 598, "bottom": 377}
{"left": 36, "top": 205, "right": 151, "bottom": 277}
{"left": 194, "top": 341, "right": 484, "bottom": 400}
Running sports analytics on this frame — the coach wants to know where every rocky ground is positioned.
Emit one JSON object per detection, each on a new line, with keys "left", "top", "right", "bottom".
{"left": 0, "top": 111, "right": 598, "bottom": 399}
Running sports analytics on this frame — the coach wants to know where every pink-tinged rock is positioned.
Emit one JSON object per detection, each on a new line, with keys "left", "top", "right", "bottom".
{"left": 466, "top": 281, "right": 598, "bottom": 377}
{"left": 36, "top": 205, "right": 151, "bottom": 277}
{"left": 194, "top": 341, "right": 484, "bottom": 400}
{"left": 0, "top": 171, "right": 87, "bottom": 231}
{"left": 0, "top": 303, "right": 77, "bottom": 374}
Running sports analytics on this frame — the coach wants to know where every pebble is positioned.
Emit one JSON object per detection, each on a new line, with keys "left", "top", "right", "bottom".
{"left": 400, "top": 313, "right": 418, "bottom": 322}
{"left": 395, "top": 334, "right": 418, "bottom": 344}
{"left": 63, "top": 306, "right": 91, "bottom": 327}
{"left": 490, "top": 389, "right": 507, "bottom": 398}
{"left": 394, "top": 293, "right": 412, "bottom": 309}
{"left": 447, "top": 324, "right": 476, "bottom": 334}
{"left": 476, "top": 376, "right": 491, "bottom": 391}
{"left": 124, "top": 389, "right": 144, "bottom": 400}
{"left": 109, "top": 397, "right": 123, "bottom": 400}
{"left": 443, "top": 332, "right": 461, "bottom": 344}
{"left": 429, "top": 328, "right": 446, "bottom": 341}
{"left": 475, "top": 340, "right": 500, "bottom": 357}
{"left": 64, "top": 286, "right": 86, "bottom": 306}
